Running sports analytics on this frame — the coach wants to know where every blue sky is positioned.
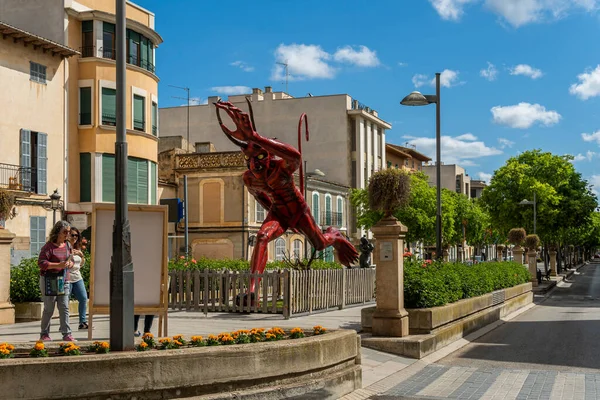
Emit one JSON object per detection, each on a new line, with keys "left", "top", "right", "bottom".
{"left": 136, "top": 0, "right": 600, "bottom": 188}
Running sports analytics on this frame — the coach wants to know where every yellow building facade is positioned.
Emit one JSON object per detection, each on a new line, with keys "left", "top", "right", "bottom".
{"left": 0, "top": 0, "right": 161, "bottom": 264}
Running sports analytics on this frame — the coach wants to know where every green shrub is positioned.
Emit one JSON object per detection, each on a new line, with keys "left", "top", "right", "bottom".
{"left": 167, "top": 256, "right": 342, "bottom": 271}
{"left": 10, "top": 257, "right": 41, "bottom": 303}
{"left": 404, "top": 260, "right": 530, "bottom": 308}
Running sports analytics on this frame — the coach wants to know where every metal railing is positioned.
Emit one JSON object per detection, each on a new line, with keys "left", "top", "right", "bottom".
{"left": 321, "top": 211, "right": 343, "bottom": 227}
{"left": 152, "top": 124, "right": 157, "bottom": 136}
{"left": 102, "top": 113, "right": 116, "bottom": 126}
{"left": 0, "top": 163, "right": 35, "bottom": 192}
{"left": 133, "top": 119, "right": 145, "bottom": 132}
{"left": 102, "top": 48, "right": 116, "bottom": 60}
{"left": 79, "top": 112, "right": 92, "bottom": 125}
{"left": 80, "top": 46, "right": 95, "bottom": 58}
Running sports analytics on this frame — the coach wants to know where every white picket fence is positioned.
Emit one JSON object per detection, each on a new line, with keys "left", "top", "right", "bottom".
{"left": 167, "top": 268, "right": 376, "bottom": 318}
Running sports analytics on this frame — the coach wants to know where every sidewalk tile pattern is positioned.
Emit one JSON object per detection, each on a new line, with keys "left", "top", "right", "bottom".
{"left": 378, "top": 366, "right": 600, "bottom": 399}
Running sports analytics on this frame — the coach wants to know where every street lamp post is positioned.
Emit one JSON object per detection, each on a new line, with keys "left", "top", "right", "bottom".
{"left": 519, "top": 192, "right": 537, "bottom": 234}
{"left": 49, "top": 189, "right": 62, "bottom": 225}
{"left": 303, "top": 161, "right": 325, "bottom": 259}
{"left": 400, "top": 72, "right": 442, "bottom": 259}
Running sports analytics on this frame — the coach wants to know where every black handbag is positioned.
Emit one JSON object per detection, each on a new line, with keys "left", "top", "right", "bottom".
{"left": 44, "top": 271, "right": 65, "bottom": 296}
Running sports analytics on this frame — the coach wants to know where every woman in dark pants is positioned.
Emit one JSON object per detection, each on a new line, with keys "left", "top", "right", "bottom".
{"left": 134, "top": 315, "right": 155, "bottom": 337}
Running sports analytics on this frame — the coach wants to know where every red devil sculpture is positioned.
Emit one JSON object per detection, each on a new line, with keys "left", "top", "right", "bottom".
{"left": 215, "top": 100, "right": 359, "bottom": 302}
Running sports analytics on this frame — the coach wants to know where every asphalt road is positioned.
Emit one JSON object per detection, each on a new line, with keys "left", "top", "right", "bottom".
{"left": 437, "top": 262, "right": 600, "bottom": 372}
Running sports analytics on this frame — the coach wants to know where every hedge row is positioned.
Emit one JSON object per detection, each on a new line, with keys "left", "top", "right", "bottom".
{"left": 404, "top": 260, "right": 530, "bottom": 308}
{"left": 167, "top": 257, "right": 342, "bottom": 272}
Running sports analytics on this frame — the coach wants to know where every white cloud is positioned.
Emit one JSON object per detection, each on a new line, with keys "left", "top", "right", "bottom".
{"left": 571, "top": 151, "right": 597, "bottom": 162}
{"left": 210, "top": 86, "right": 252, "bottom": 95}
{"left": 230, "top": 61, "right": 254, "bottom": 72}
{"left": 510, "top": 64, "right": 543, "bottom": 79}
{"left": 412, "top": 69, "right": 462, "bottom": 88}
{"left": 455, "top": 133, "right": 478, "bottom": 141}
{"left": 189, "top": 97, "right": 207, "bottom": 105}
{"left": 582, "top": 130, "right": 600, "bottom": 144}
{"left": 398, "top": 62, "right": 408, "bottom": 67}
{"left": 402, "top": 133, "right": 502, "bottom": 166}
{"left": 570, "top": 65, "right": 600, "bottom": 100}
{"left": 478, "top": 172, "right": 493, "bottom": 184}
{"left": 485, "top": 0, "right": 600, "bottom": 27}
{"left": 429, "top": 0, "right": 478, "bottom": 20}
{"left": 589, "top": 174, "right": 600, "bottom": 196}
{"left": 480, "top": 62, "right": 498, "bottom": 81}
{"left": 272, "top": 44, "right": 335, "bottom": 81}
{"left": 498, "top": 138, "right": 515, "bottom": 148}
{"left": 490, "top": 102, "right": 561, "bottom": 129}
{"left": 333, "top": 45, "right": 380, "bottom": 67}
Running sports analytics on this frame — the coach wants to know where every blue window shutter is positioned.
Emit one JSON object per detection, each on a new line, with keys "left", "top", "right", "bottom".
{"left": 138, "top": 160, "right": 148, "bottom": 204}
{"left": 37, "top": 133, "right": 47, "bottom": 194}
{"left": 127, "top": 157, "right": 137, "bottom": 203}
{"left": 312, "top": 193, "right": 319, "bottom": 224}
{"left": 20, "top": 129, "right": 31, "bottom": 191}
{"left": 102, "top": 154, "right": 115, "bottom": 202}
{"left": 30, "top": 216, "right": 46, "bottom": 256}
{"left": 150, "top": 162, "right": 157, "bottom": 205}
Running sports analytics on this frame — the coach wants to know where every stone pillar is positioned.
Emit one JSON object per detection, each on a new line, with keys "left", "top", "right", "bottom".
{"left": 513, "top": 246, "right": 523, "bottom": 265}
{"left": 524, "top": 249, "right": 529, "bottom": 264}
{"left": 528, "top": 250, "right": 538, "bottom": 287}
{"left": 549, "top": 250, "right": 557, "bottom": 276}
{"left": 370, "top": 217, "right": 409, "bottom": 337}
{"left": 443, "top": 250, "right": 449, "bottom": 262}
{"left": 0, "top": 229, "right": 15, "bottom": 324}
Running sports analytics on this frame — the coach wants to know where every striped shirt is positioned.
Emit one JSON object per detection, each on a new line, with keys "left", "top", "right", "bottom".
{"left": 38, "top": 242, "right": 70, "bottom": 277}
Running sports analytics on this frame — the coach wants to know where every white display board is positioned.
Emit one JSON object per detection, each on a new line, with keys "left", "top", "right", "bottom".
{"left": 88, "top": 204, "right": 168, "bottom": 338}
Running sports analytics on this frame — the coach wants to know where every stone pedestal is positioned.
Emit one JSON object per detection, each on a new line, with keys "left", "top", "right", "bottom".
{"left": 528, "top": 250, "right": 538, "bottom": 287}
{"left": 443, "top": 250, "right": 449, "bottom": 262}
{"left": 370, "top": 217, "right": 409, "bottom": 337}
{"left": 0, "top": 229, "right": 15, "bottom": 325}
{"left": 549, "top": 251, "right": 557, "bottom": 276}
{"left": 513, "top": 246, "right": 523, "bottom": 265}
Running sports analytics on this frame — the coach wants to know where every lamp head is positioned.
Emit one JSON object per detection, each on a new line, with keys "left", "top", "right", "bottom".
{"left": 49, "top": 189, "right": 61, "bottom": 210}
{"left": 519, "top": 199, "right": 531, "bottom": 205}
{"left": 400, "top": 91, "right": 429, "bottom": 106}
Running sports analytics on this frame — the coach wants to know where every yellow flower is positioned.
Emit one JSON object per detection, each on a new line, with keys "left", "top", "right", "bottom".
{"left": 34, "top": 342, "right": 45, "bottom": 351}
{"left": 139, "top": 341, "right": 148, "bottom": 348}
{"left": 173, "top": 334, "right": 184, "bottom": 341}
{"left": 100, "top": 342, "right": 109, "bottom": 349}
{"left": 208, "top": 335, "right": 218, "bottom": 340}
{"left": 265, "top": 333, "right": 275, "bottom": 339}
{"left": 174, "top": 340, "right": 182, "bottom": 346}
{"left": 0, "top": 349, "right": 9, "bottom": 355}
{"left": 291, "top": 327, "right": 303, "bottom": 334}
{"left": 191, "top": 336, "right": 203, "bottom": 341}
{"left": 142, "top": 333, "right": 154, "bottom": 339}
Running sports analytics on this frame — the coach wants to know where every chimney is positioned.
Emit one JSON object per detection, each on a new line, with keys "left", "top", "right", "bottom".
{"left": 252, "top": 88, "right": 263, "bottom": 95}
{"left": 264, "top": 86, "right": 272, "bottom": 93}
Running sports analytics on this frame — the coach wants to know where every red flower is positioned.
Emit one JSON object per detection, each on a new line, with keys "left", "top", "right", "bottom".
{"left": 403, "top": 252, "right": 413, "bottom": 257}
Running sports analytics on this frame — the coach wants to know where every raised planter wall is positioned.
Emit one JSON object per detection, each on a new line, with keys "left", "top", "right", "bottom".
{"left": 0, "top": 330, "right": 361, "bottom": 400}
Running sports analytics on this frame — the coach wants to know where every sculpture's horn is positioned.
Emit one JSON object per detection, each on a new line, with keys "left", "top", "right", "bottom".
{"left": 245, "top": 97, "right": 257, "bottom": 131}
{"left": 215, "top": 102, "right": 248, "bottom": 149}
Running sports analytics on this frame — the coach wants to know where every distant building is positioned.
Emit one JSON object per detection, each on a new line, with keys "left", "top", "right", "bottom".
{"left": 470, "top": 179, "right": 487, "bottom": 199}
{"left": 159, "top": 87, "right": 391, "bottom": 240}
{"left": 385, "top": 144, "right": 431, "bottom": 172}
{"left": 422, "top": 164, "right": 472, "bottom": 199}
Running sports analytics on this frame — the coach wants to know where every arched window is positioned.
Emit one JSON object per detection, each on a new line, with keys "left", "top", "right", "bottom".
{"left": 321, "top": 246, "right": 334, "bottom": 262}
{"left": 312, "top": 191, "right": 320, "bottom": 225}
{"left": 337, "top": 196, "right": 344, "bottom": 227}
{"left": 275, "top": 238, "right": 286, "bottom": 261}
{"left": 325, "top": 194, "right": 332, "bottom": 225}
{"left": 293, "top": 239, "right": 302, "bottom": 260}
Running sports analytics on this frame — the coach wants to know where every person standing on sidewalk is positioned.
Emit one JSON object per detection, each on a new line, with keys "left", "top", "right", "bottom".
{"left": 37, "top": 220, "right": 75, "bottom": 341}
{"left": 67, "top": 227, "right": 89, "bottom": 330}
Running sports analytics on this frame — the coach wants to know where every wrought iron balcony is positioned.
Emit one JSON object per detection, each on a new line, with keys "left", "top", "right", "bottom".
{"left": 321, "top": 211, "right": 344, "bottom": 227}
{"left": 0, "top": 163, "right": 35, "bottom": 192}
{"left": 80, "top": 46, "right": 95, "bottom": 58}
{"left": 102, "top": 48, "right": 116, "bottom": 60}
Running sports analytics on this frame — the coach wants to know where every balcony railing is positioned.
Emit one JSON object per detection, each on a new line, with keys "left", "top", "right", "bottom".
{"left": 152, "top": 124, "right": 157, "bottom": 136}
{"left": 102, "top": 113, "right": 116, "bottom": 126}
{"left": 0, "top": 163, "right": 35, "bottom": 192}
{"left": 102, "top": 48, "right": 116, "bottom": 60}
{"left": 133, "top": 119, "right": 145, "bottom": 132}
{"left": 80, "top": 46, "right": 95, "bottom": 58}
{"left": 321, "top": 211, "right": 344, "bottom": 227}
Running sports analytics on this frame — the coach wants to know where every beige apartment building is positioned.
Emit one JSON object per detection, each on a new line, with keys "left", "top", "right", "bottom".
{"left": 422, "top": 163, "right": 473, "bottom": 199}
{"left": 159, "top": 87, "right": 391, "bottom": 240}
{"left": 0, "top": 0, "right": 162, "bottom": 264}
{"left": 0, "top": 21, "right": 79, "bottom": 263}
{"left": 158, "top": 142, "right": 350, "bottom": 262}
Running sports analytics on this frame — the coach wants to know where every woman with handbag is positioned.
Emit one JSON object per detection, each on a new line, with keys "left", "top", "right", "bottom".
{"left": 68, "top": 228, "right": 89, "bottom": 330}
{"left": 38, "top": 220, "right": 75, "bottom": 341}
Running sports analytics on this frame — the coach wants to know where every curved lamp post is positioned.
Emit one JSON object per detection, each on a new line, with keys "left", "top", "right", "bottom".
{"left": 400, "top": 72, "right": 442, "bottom": 259}
{"left": 519, "top": 193, "right": 537, "bottom": 234}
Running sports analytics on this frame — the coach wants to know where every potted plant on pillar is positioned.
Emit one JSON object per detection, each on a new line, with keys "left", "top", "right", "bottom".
{"left": 368, "top": 169, "right": 411, "bottom": 219}
{"left": 0, "top": 189, "right": 15, "bottom": 228}
{"left": 496, "top": 244, "right": 505, "bottom": 261}
{"left": 508, "top": 228, "right": 526, "bottom": 249}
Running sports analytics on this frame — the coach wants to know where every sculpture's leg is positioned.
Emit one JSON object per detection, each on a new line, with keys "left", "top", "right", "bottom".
{"left": 298, "top": 214, "right": 358, "bottom": 266}
{"left": 249, "top": 219, "right": 286, "bottom": 298}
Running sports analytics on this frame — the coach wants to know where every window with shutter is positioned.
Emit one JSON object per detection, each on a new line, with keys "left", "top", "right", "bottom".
{"left": 102, "top": 88, "right": 116, "bottom": 126}
{"left": 103, "top": 22, "right": 115, "bottom": 59}
{"left": 337, "top": 196, "right": 344, "bottom": 227}
{"left": 81, "top": 21, "right": 93, "bottom": 57}
{"left": 29, "top": 62, "right": 46, "bottom": 84}
{"left": 151, "top": 102, "right": 158, "bottom": 136}
{"left": 30, "top": 216, "right": 46, "bottom": 257}
{"left": 312, "top": 192, "right": 320, "bottom": 225}
{"left": 325, "top": 195, "right": 332, "bottom": 225}
{"left": 20, "top": 129, "right": 31, "bottom": 191}
{"left": 102, "top": 154, "right": 115, "bottom": 202}
{"left": 141, "top": 36, "right": 148, "bottom": 70}
{"left": 137, "top": 160, "right": 148, "bottom": 204}
{"left": 150, "top": 162, "right": 157, "bottom": 205}
{"left": 37, "top": 133, "right": 47, "bottom": 195}
{"left": 133, "top": 95, "right": 145, "bottom": 131}
{"left": 79, "top": 87, "right": 92, "bottom": 125}
{"left": 80, "top": 153, "right": 91, "bottom": 202}
{"left": 256, "top": 203, "right": 265, "bottom": 223}
{"left": 275, "top": 238, "right": 286, "bottom": 261}
{"left": 293, "top": 239, "right": 302, "bottom": 260}
{"left": 128, "top": 30, "right": 141, "bottom": 66}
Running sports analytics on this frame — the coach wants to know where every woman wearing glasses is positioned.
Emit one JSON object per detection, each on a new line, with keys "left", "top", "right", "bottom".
{"left": 38, "top": 220, "right": 74, "bottom": 341}
{"left": 68, "top": 227, "right": 88, "bottom": 330}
